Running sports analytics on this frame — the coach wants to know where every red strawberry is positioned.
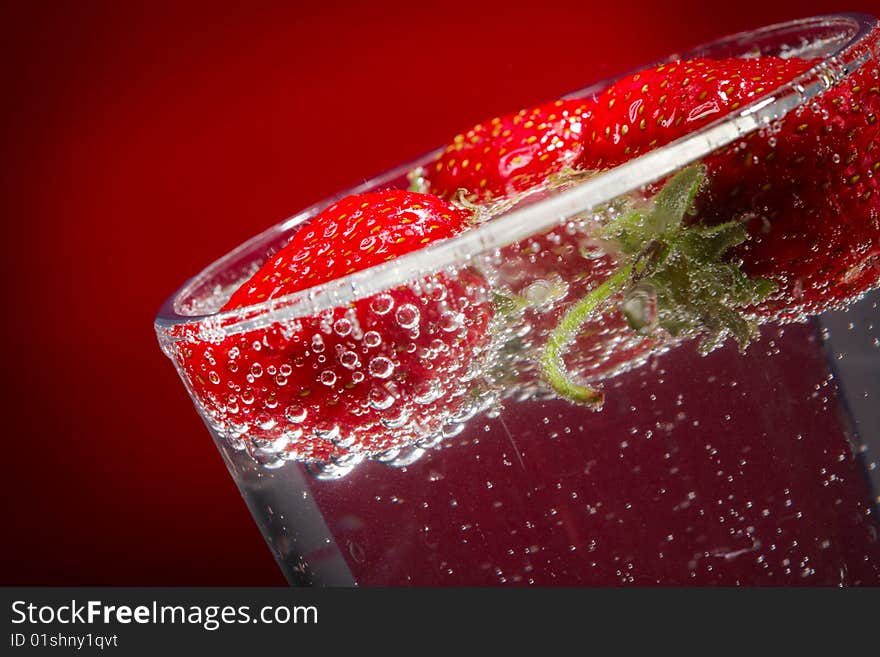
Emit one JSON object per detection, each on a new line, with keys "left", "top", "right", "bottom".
{"left": 175, "top": 191, "right": 494, "bottom": 472}
{"left": 418, "top": 98, "right": 594, "bottom": 202}
{"left": 539, "top": 53, "right": 880, "bottom": 403}
{"left": 502, "top": 58, "right": 819, "bottom": 395}
{"left": 418, "top": 96, "right": 657, "bottom": 384}
{"left": 431, "top": 54, "right": 880, "bottom": 406}
{"left": 582, "top": 57, "right": 815, "bottom": 167}
{"left": 580, "top": 56, "right": 880, "bottom": 318}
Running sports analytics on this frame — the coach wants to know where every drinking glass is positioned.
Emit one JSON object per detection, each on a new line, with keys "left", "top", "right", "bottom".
{"left": 156, "top": 14, "right": 880, "bottom": 585}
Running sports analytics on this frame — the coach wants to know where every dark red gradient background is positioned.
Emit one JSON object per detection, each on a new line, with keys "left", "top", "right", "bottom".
{"left": 1, "top": 1, "right": 875, "bottom": 585}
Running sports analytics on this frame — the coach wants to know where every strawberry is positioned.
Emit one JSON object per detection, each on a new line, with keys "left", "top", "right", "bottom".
{"left": 544, "top": 54, "right": 880, "bottom": 402}
{"left": 415, "top": 96, "right": 661, "bottom": 385}
{"left": 513, "top": 58, "right": 820, "bottom": 399}
{"left": 423, "top": 54, "right": 880, "bottom": 406}
{"left": 174, "top": 191, "right": 494, "bottom": 473}
{"left": 539, "top": 55, "right": 880, "bottom": 402}
{"left": 415, "top": 98, "right": 594, "bottom": 203}
{"left": 580, "top": 56, "right": 880, "bottom": 318}
{"left": 582, "top": 57, "right": 815, "bottom": 167}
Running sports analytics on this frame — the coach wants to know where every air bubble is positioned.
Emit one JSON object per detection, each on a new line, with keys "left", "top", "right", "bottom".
{"left": 368, "top": 386, "right": 395, "bottom": 410}
{"left": 387, "top": 446, "right": 426, "bottom": 467}
{"left": 369, "top": 356, "right": 395, "bottom": 379}
{"left": 335, "top": 432, "right": 357, "bottom": 448}
{"left": 381, "top": 408, "right": 410, "bottom": 428}
{"left": 255, "top": 414, "right": 277, "bottom": 431}
{"left": 285, "top": 404, "right": 307, "bottom": 423}
{"left": 363, "top": 331, "right": 382, "bottom": 347}
{"left": 414, "top": 382, "right": 443, "bottom": 405}
{"left": 333, "top": 318, "right": 352, "bottom": 337}
{"left": 439, "top": 310, "right": 464, "bottom": 332}
{"left": 425, "top": 282, "right": 448, "bottom": 302}
{"left": 395, "top": 304, "right": 420, "bottom": 329}
{"left": 320, "top": 370, "right": 337, "bottom": 386}
{"left": 309, "top": 459, "right": 360, "bottom": 480}
{"left": 314, "top": 422, "right": 340, "bottom": 442}
{"left": 249, "top": 449, "right": 285, "bottom": 469}
{"left": 339, "top": 350, "right": 360, "bottom": 369}
{"left": 621, "top": 282, "right": 658, "bottom": 330}
{"left": 441, "top": 421, "right": 466, "bottom": 438}
{"left": 371, "top": 294, "right": 395, "bottom": 315}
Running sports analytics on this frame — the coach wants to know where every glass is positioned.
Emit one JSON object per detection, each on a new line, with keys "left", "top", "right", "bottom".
{"left": 156, "top": 14, "right": 880, "bottom": 585}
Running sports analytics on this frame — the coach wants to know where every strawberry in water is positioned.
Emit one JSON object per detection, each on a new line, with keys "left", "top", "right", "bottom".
{"left": 417, "top": 98, "right": 594, "bottom": 203}
{"left": 582, "top": 57, "right": 815, "bottom": 167}
{"left": 416, "top": 97, "right": 658, "bottom": 386}
{"left": 424, "top": 53, "right": 880, "bottom": 405}
{"left": 175, "top": 191, "right": 494, "bottom": 473}
{"left": 522, "top": 57, "right": 819, "bottom": 397}
{"left": 547, "top": 53, "right": 880, "bottom": 402}
{"left": 581, "top": 56, "right": 880, "bottom": 318}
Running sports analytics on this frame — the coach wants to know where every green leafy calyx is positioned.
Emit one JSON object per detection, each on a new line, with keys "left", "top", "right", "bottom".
{"left": 542, "top": 165, "right": 776, "bottom": 405}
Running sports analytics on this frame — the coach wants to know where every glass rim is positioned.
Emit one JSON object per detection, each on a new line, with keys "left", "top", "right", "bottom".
{"left": 155, "top": 12, "right": 878, "bottom": 341}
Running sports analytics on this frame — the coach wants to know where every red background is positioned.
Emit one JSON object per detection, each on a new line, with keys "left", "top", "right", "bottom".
{"left": 2, "top": 0, "right": 876, "bottom": 585}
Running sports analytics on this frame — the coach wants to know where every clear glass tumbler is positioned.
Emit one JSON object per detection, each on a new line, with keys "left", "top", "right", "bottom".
{"left": 156, "top": 14, "right": 880, "bottom": 585}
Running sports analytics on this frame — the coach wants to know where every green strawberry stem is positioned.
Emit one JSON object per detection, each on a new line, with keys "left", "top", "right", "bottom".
{"left": 540, "top": 262, "right": 633, "bottom": 407}
{"left": 538, "top": 165, "right": 775, "bottom": 406}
